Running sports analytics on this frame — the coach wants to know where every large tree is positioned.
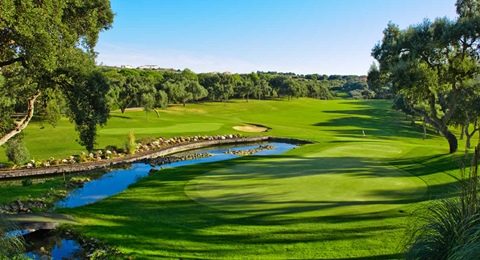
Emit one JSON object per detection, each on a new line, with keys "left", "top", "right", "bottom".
{"left": 372, "top": 1, "right": 480, "bottom": 153}
{"left": 0, "top": 0, "right": 114, "bottom": 148}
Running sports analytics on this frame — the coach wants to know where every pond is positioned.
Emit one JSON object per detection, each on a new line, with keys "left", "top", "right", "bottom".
{"left": 23, "top": 141, "right": 298, "bottom": 259}
{"left": 54, "top": 141, "right": 297, "bottom": 209}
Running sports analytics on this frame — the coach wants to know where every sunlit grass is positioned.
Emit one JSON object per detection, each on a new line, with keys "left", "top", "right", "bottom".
{"left": 2, "top": 98, "right": 477, "bottom": 258}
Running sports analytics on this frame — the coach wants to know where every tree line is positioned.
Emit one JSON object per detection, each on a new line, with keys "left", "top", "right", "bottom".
{"left": 100, "top": 67, "right": 376, "bottom": 114}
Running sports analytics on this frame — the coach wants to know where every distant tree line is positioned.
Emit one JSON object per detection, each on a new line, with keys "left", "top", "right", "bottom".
{"left": 99, "top": 67, "right": 379, "bottom": 115}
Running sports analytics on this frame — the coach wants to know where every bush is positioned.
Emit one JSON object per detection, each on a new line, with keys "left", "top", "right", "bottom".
{"left": 0, "top": 216, "right": 26, "bottom": 258}
{"left": 21, "top": 178, "right": 33, "bottom": 187}
{"left": 126, "top": 131, "right": 136, "bottom": 155}
{"left": 405, "top": 144, "right": 480, "bottom": 259}
{"left": 4, "top": 138, "right": 30, "bottom": 165}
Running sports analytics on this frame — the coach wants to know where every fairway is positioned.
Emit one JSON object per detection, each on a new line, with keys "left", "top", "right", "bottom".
{"left": 7, "top": 99, "right": 468, "bottom": 259}
{"left": 98, "top": 122, "right": 224, "bottom": 135}
{"left": 186, "top": 143, "right": 427, "bottom": 217}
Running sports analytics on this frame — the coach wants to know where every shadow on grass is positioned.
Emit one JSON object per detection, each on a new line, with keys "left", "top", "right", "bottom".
{"left": 312, "top": 100, "right": 441, "bottom": 141}
{"left": 57, "top": 150, "right": 461, "bottom": 258}
{"left": 109, "top": 114, "right": 131, "bottom": 119}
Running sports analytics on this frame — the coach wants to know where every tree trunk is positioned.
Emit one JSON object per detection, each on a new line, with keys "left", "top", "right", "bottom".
{"left": 410, "top": 114, "right": 415, "bottom": 126}
{"left": 153, "top": 108, "right": 160, "bottom": 118}
{"left": 422, "top": 118, "right": 427, "bottom": 140}
{"left": 465, "top": 120, "right": 479, "bottom": 149}
{"left": 0, "top": 90, "right": 41, "bottom": 146}
{"left": 120, "top": 107, "right": 126, "bottom": 113}
{"left": 442, "top": 128, "right": 458, "bottom": 154}
{"left": 460, "top": 124, "right": 466, "bottom": 140}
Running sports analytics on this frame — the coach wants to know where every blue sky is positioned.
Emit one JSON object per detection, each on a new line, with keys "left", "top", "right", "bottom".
{"left": 96, "top": 0, "right": 458, "bottom": 75}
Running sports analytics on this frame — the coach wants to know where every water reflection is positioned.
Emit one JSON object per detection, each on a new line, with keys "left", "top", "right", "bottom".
{"left": 23, "top": 230, "right": 81, "bottom": 259}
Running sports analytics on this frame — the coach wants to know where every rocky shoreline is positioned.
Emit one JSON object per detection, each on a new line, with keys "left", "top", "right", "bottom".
{"left": 142, "top": 152, "right": 213, "bottom": 167}
{"left": 0, "top": 135, "right": 313, "bottom": 179}
{"left": 224, "top": 144, "right": 275, "bottom": 156}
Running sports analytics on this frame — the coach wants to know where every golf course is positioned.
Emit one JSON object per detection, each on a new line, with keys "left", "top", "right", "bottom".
{"left": 1, "top": 98, "right": 469, "bottom": 259}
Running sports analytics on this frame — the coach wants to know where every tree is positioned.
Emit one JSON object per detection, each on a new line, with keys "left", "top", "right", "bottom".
{"left": 0, "top": 0, "right": 114, "bottom": 147}
{"left": 58, "top": 53, "right": 111, "bottom": 151}
{"left": 367, "top": 63, "right": 393, "bottom": 99}
{"left": 163, "top": 79, "right": 193, "bottom": 106}
{"left": 239, "top": 76, "right": 254, "bottom": 102}
{"left": 185, "top": 80, "right": 208, "bottom": 102}
{"left": 4, "top": 136, "right": 30, "bottom": 165}
{"left": 307, "top": 81, "right": 332, "bottom": 100}
{"left": 451, "top": 79, "right": 480, "bottom": 148}
{"left": 106, "top": 74, "right": 141, "bottom": 113}
{"left": 141, "top": 93, "right": 155, "bottom": 120}
{"left": 181, "top": 68, "right": 198, "bottom": 81}
{"left": 372, "top": 4, "right": 480, "bottom": 153}
{"left": 153, "top": 90, "right": 168, "bottom": 117}
{"left": 255, "top": 79, "right": 272, "bottom": 99}
{"left": 136, "top": 77, "right": 157, "bottom": 120}
{"left": 281, "top": 78, "right": 307, "bottom": 100}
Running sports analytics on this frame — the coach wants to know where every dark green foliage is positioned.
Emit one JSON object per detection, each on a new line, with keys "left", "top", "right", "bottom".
{"left": 0, "top": 216, "right": 26, "bottom": 259}
{"left": 21, "top": 178, "right": 33, "bottom": 187}
{"left": 0, "top": 0, "right": 114, "bottom": 149}
{"left": 5, "top": 137, "right": 30, "bottom": 165}
{"left": 371, "top": 1, "right": 480, "bottom": 153}
{"left": 406, "top": 144, "right": 480, "bottom": 259}
{"left": 60, "top": 57, "right": 111, "bottom": 151}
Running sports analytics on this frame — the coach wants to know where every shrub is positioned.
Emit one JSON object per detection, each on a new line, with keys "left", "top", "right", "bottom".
{"left": 126, "top": 131, "right": 136, "bottom": 155}
{"left": 21, "top": 178, "right": 33, "bottom": 187}
{"left": 0, "top": 216, "right": 26, "bottom": 259}
{"left": 405, "top": 144, "right": 480, "bottom": 259}
{"left": 4, "top": 138, "right": 30, "bottom": 165}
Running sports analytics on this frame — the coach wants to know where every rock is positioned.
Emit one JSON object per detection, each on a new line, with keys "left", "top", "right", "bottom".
{"left": 224, "top": 145, "right": 275, "bottom": 156}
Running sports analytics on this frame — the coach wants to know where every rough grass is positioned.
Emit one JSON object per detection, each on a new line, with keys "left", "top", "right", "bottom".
{"left": 2, "top": 98, "right": 478, "bottom": 259}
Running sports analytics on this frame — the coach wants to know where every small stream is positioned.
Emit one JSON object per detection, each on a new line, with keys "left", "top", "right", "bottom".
{"left": 22, "top": 141, "right": 298, "bottom": 259}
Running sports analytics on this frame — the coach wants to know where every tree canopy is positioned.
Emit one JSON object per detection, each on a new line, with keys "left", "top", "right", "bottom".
{"left": 372, "top": 0, "right": 480, "bottom": 153}
{"left": 0, "top": 0, "right": 114, "bottom": 150}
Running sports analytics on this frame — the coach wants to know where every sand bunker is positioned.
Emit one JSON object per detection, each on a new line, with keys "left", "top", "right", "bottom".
{"left": 233, "top": 124, "right": 269, "bottom": 132}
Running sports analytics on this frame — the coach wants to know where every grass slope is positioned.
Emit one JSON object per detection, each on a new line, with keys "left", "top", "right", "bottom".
{"left": 2, "top": 98, "right": 476, "bottom": 258}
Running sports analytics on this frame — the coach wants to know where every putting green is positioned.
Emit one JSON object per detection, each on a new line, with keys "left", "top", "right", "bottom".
{"left": 186, "top": 144, "right": 427, "bottom": 217}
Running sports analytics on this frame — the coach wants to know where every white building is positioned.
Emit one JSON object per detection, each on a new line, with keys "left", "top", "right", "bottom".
{"left": 138, "top": 65, "right": 158, "bottom": 70}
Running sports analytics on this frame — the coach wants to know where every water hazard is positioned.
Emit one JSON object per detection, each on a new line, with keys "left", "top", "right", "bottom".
{"left": 21, "top": 141, "right": 298, "bottom": 259}
{"left": 54, "top": 142, "right": 297, "bottom": 209}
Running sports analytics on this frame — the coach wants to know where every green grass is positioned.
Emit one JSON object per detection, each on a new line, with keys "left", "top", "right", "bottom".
{"left": 0, "top": 178, "right": 63, "bottom": 205}
{"left": 2, "top": 98, "right": 478, "bottom": 259}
